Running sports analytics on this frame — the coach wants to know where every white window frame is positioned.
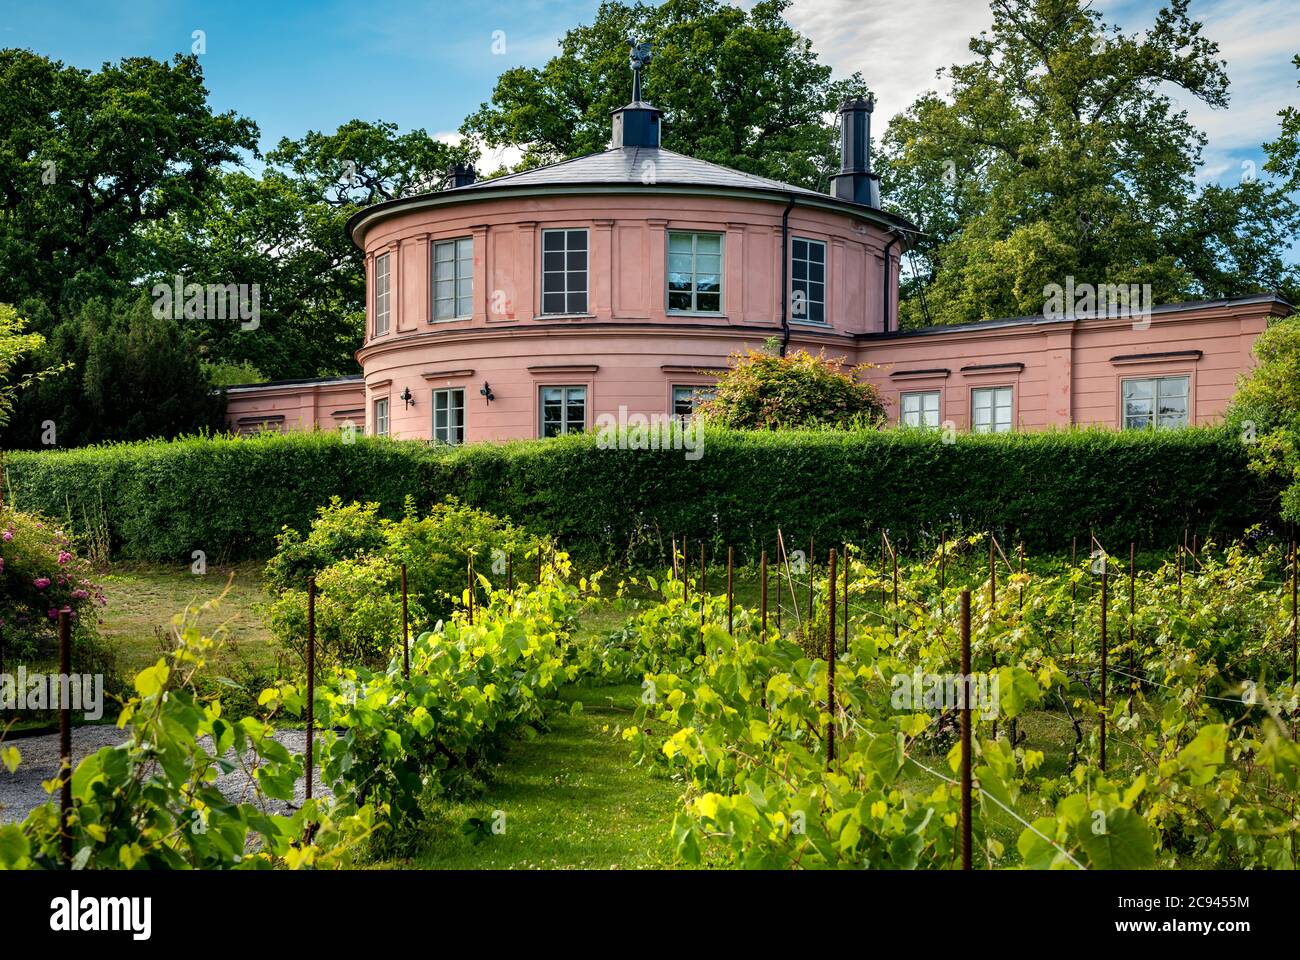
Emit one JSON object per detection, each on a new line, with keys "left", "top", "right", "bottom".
{"left": 666, "top": 231, "right": 724, "bottom": 315}
{"left": 539, "top": 385, "right": 587, "bottom": 437}
{"left": 672, "top": 383, "right": 715, "bottom": 421}
{"left": 373, "top": 397, "right": 389, "bottom": 437}
{"left": 1122, "top": 375, "right": 1190, "bottom": 430}
{"left": 971, "top": 386, "right": 1013, "bottom": 434}
{"left": 790, "top": 237, "right": 827, "bottom": 324}
{"left": 373, "top": 253, "right": 391, "bottom": 336}
{"left": 432, "top": 237, "right": 473, "bottom": 321}
{"left": 900, "top": 390, "right": 940, "bottom": 429}
{"left": 540, "top": 228, "right": 588, "bottom": 315}
{"left": 432, "top": 387, "right": 465, "bottom": 445}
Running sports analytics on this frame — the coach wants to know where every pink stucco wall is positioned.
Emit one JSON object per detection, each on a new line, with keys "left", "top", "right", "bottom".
{"left": 221, "top": 184, "right": 1292, "bottom": 441}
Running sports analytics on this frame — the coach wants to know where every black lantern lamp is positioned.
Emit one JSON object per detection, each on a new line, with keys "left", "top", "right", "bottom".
{"left": 480, "top": 381, "right": 495, "bottom": 404}
{"left": 400, "top": 387, "right": 415, "bottom": 409}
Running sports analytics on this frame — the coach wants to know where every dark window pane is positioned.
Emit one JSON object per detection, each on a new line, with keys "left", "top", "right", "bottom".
{"left": 542, "top": 292, "right": 566, "bottom": 313}
{"left": 697, "top": 292, "right": 720, "bottom": 312}
{"left": 567, "top": 292, "right": 587, "bottom": 313}
{"left": 543, "top": 251, "right": 565, "bottom": 271}
{"left": 669, "top": 291, "right": 691, "bottom": 310}
{"left": 543, "top": 272, "right": 565, "bottom": 293}
{"left": 543, "top": 231, "right": 565, "bottom": 251}
{"left": 567, "top": 251, "right": 587, "bottom": 271}
{"left": 566, "top": 230, "right": 586, "bottom": 250}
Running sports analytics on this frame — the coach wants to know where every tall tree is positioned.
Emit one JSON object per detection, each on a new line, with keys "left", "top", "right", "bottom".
{"left": 461, "top": 0, "right": 865, "bottom": 189}
{"left": 877, "top": 0, "right": 1299, "bottom": 326}
{"left": 0, "top": 50, "right": 258, "bottom": 316}
{"left": 143, "top": 121, "right": 471, "bottom": 379}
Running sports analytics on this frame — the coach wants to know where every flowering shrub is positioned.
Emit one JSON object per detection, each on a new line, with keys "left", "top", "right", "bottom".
{"left": 0, "top": 509, "right": 107, "bottom": 663}
{"left": 698, "top": 347, "right": 886, "bottom": 430}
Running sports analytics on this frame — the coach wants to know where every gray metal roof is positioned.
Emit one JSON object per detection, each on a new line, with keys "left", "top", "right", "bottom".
{"left": 347, "top": 146, "right": 919, "bottom": 244}
{"left": 445, "top": 147, "right": 831, "bottom": 198}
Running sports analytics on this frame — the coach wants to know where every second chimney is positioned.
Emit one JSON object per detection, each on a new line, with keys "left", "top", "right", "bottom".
{"left": 831, "top": 96, "right": 880, "bottom": 208}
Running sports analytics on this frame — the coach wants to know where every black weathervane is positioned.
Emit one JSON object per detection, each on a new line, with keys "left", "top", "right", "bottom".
{"left": 629, "top": 39, "right": 652, "bottom": 102}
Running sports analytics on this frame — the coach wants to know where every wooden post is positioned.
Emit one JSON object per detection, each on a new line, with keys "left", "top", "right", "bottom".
{"left": 401, "top": 562, "right": 410, "bottom": 680}
{"left": 305, "top": 577, "right": 315, "bottom": 802}
{"left": 507, "top": 552, "right": 513, "bottom": 592}
{"left": 1070, "top": 535, "right": 1077, "bottom": 653}
{"left": 1100, "top": 562, "right": 1108, "bottom": 772}
{"left": 58, "top": 609, "right": 72, "bottom": 866}
{"left": 880, "top": 530, "right": 887, "bottom": 606}
{"left": 726, "top": 546, "right": 734, "bottom": 635}
{"left": 775, "top": 539, "right": 782, "bottom": 634}
{"left": 826, "top": 548, "right": 837, "bottom": 766}
{"left": 683, "top": 539, "right": 690, "bottom": 608}
{"left": 939, "top": 534, "right": 946, "bottom": 592}
{"left": 467, "top": 554, "right": 475, "bottom": 624}
{"left": 959, "top": 589, "right": 972, "bottom": 871}
{"left": 671, "top": 537, "right": 679, "bottom": 581}
{"left": 990, "top": 534, "right": 998, "bottom": 742}
{"left": 760, "top": 548, "right": 768, "bottom": 637}
{"left": 1017, "top": 542, "right": 1024, "bottom": 613}
{"left": 1292, "top": 539, "right": 1298, "bottom": 693}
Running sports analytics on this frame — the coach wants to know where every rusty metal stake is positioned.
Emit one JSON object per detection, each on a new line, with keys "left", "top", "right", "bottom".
{"left": 1100, "top": 563, "right": 1108, "bottom": 772}
{"left": 807, "top": 537, "right": 815, "bottom": 625}
{"left": 507, "top": 552, "right": 513, "bottom": 592}
{"left": 760, "top": 548, "right": 768, "bottom": 637}
{"left": 306, "top": 576, "right": 316, "bottom": 802}
{"left": 1128, "top": 543, "right": 1135, "bottom": 710}
{"left": 959, "top": 588, "right": 972, "bottom": 871}
{"left": 727, "top": 546, "right": 734, "bottom": 635}
{"left": 843, "top": 542, "right": 850, "bottom": 654}
{"left": 826, "top": 548, "right": 837, "bottom": 766}
{"left": 59, "top": 609, "right": 72, "bottom": 865}
{"left": 401, "top": 562, "right": 409, "bottom": 679}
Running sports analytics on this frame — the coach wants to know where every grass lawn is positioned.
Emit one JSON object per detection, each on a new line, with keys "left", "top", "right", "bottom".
{"left": 400, "top": 683, "right": 697, "bottom": 869}
{"left": 97, "top": 562, "right": 276, "bottom": 676}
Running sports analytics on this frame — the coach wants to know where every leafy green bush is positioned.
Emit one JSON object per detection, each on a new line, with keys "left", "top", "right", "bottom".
{"left": 1228, "top": 315, "right": 1300, "bottom": 522}
{"left": 5, "top": 424, "right": 1276, "bottom": 566}
{"left": 699, "top": 347, "right": 886, "bottom": 429}
{"left": 264, "top": 497, "right": 542, "bottom": 669}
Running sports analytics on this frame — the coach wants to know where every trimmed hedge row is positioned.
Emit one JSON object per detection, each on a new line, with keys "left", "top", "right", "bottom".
{"left": 4, "top": 426, "right": 1279, "bottom": 564}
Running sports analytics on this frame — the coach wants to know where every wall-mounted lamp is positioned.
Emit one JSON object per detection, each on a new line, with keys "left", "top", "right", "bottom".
{"left": 480, "top": 381, "right": 495, "bottom": 404}
{"left": 400, "top": 387, "right": 415, "bottom": 409}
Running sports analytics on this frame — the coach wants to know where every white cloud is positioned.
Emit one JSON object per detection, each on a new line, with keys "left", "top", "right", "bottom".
{"left": 783, "top": 0, "right": 1299, "bottom": 181}
{"left": 434, "top": 130, "right": 525, "bottom": 175}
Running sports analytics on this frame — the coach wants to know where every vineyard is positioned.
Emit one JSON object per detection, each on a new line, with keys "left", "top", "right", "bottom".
{"left": 1, "top": 524, "right": 1298, "bottom": 870}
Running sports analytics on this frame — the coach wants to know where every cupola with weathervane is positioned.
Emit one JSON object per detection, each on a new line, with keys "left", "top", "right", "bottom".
{"left": 610, "top": 39, "right": 661, "bottom": 149}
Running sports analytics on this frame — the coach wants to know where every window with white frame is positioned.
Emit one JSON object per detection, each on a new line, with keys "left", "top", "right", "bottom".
{"left": 900, "top": 390, "right": 940, "bottom": 428}
{"left": 432, "top": 237, "right": 473, "bottom": 320}
{"left": 541, "top": 229, "right": 588, "bottom": 315}
{"left": 971, "top": 386, "right": 1013, "bottom": 433}
{"left": 672, "top": 384, "right": 716, "bottom": 420}
{"left": 667, "top": 232, "right": 723, "bottom": 313}
{"left": 432, "top": 388, "right": 465, "bottom": 445}
{"left": 373, "top": 397, "right": 389, "bottom": 437}
{"left": 540, "top": 386, "right": 586, "bottom": 437}
{"left": 790, "top": 237, "right": 826, "bottom": 324}
{"left": 1122, "top": 375, "right": 1189, "bottom": 430}
{"left": 374, "top": 253, "right": 391, "bottom": 336}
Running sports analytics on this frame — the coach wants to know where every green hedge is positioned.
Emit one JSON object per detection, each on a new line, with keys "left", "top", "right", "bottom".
{"left": 4, "top": 426, "right": 1278, "bottom": 564}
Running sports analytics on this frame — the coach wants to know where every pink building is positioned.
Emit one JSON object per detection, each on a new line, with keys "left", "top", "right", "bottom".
{"left": 225, "top": 83, "right": 1293, "bottom": 441}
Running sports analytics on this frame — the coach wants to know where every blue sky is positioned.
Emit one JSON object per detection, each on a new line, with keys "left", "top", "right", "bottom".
{"left": 3, "top": 0, "right": 1297, "bottom": 189}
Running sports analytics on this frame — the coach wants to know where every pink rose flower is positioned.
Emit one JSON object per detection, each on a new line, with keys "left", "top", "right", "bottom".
{"left": 33, "top": 576, "right": 51, "bottom": 589}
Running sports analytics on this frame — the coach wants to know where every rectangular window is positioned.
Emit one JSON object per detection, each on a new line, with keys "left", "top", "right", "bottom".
{"left": 373, "top": 397, "right": 389, "bottom": 437}
{"left": 540, "top": 386, "right": 586, "bottom": 437}
{"left": 971, "top": 386, "right": 1013, "bottom": 434}
{"left": 667, "top": 232, "right": 723, "bottom": 313}
{"left": 1122, "top": 375, "right": 1189, "bottom": 430}
{"left": 432, "top": 237, "right": 473, "bottom": 320}
{"left": 672, "top": 384, "right": 716, "bottom": 420}
{"left": 541, "top": 229, "right": 588, "bottom": 315}
{"left": 900, "top": 390, "right": 940, "bottom": 429}
{"left": 374, "top": 253, "right": 391, "bottom": 336}
{"left": 432, "top": 388, "right": 465, "bottom": 445}
{"left": 790, "top": 237, "right": 826, "bottom": 324}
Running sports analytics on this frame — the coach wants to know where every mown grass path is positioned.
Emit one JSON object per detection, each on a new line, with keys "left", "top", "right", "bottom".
{"left": 407, "top": 683, "right": 690, "bottom": 869}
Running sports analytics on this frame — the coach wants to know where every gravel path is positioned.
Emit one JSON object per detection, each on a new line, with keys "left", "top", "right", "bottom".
{"left": 0, "top": 727, "right": 327, "bottom": 823}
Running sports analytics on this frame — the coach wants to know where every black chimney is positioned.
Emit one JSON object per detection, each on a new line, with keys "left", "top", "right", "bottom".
{"left": 831, "top": 96, "right": 880, "bottom": 207}
{"left": 450, "top": 163, "right": 476, "bottom": 188}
